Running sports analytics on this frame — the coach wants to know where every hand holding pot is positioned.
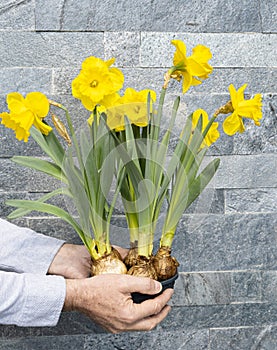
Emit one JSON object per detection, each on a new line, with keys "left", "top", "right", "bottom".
{"left": 63, "top": 274, "right": 173, "bottom": 333}
{"left": 48, "top": 243, "right": 92, "bottom": 279}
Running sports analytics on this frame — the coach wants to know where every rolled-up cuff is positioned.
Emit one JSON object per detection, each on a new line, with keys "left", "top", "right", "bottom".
{"left": 17, "top": 273, "right": 66, "bottom": 327}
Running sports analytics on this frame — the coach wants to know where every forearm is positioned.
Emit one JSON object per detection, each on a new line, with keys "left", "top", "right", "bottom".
{"left": 0, "top": 271, "right": 66, "bottom": 327}
{"left": 0, "top": 218, "right": 65, "bottom": 274}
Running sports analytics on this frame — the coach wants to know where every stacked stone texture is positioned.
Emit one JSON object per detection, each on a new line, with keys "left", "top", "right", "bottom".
{"left": 0, "top": 0, "right": 276, "bottom": 349}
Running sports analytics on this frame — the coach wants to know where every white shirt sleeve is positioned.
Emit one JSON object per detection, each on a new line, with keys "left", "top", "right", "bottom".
{"left": 0, "top": 271, "right": 66, "bottom": 327}
{"left": 0, "top": 218, "right": 65, "bottom": 274}
{"left": 0, "top": 218, "right": 67, "bottom": 326}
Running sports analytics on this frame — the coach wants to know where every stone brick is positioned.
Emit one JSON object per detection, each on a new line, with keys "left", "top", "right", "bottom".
{"left": 0, "top": 191, "right": 30, "bottom": 218}
{"left": 233, "top": 94, "right": 277, "bottom": 154}
{"left": 35, "top": 0, "right": 261, "bottom": 33}
{"left": 261, "top": 0, "right": 277, "bottom": 33}
{"left": 0, "top": 0, "right": 34, "bottom": 30}
{"left": 0, "top": 311, "right": 103, "bottom": 339}
{"left": 198, "top": 68, "right": 277, "bottom": 94}
{"left": 226, "top": 188, "right": 277, "bottom": 213}
{"left": 209, "top": 326, "right": 277, "bottom": 350}
{"left": 140, "top": 33, "right": 277, "bottom": 68}
{"left": 161, "top": 303, "right": 277, "bottom": 331}
{"left": 172, "top": 272, "right": 232, "bottom": 306}
{"left": 104, "top": 32, "right": 140, "bottom": 67}
{"left": 173, "top": 213, "right": 277, "bottom": 272}
{"left": 184, "top": 189, "right": 225, "bottom": 214}
{"left": 0, "top": 191, "right": 70, "bottom": 220}
{"left": 0, "top": 335, "right": 85, "bottom": 350}
{"left": 262, "top": 271, "right": 277, "bottom": 303}
{"left": 26, "top": 217, "right": 83, "bottom": 244}
{"left": 84, "top": 329, "right": 209, "bottom": 350}
{"left": 231, "top": 271, "right": 262, "bottom": 303}
{"left": 0, "top": 159, "right": 59, "bottom": 192}
{"left": 0, "top": 68, "right": 52, "bottom": 95}
{"left": 52, "top": 68, "right": 80, "bottom": 95}
{"left": 0, "top": 32, "right": 103, "bottom": 67}
{"left": 210, "top": 154, "right": 277, "bottom": 189}
{"left": 0, "top": 328, "right": 209, "bottom": 350}
{"left": 0, "top": 125, "right": 46, "bottom": 157}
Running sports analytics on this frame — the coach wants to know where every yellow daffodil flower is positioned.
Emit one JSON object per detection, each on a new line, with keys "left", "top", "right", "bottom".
{"left": 222, "top": 84, "right": 262, "bottom": 135}
{"left": 0, "top": 92, "right": 51, "bottom": 142}
{"left": 87, "top": 92, "right": 121, "bottom": 127}
{"left": 72, "top": 56, "right": 124, "bottom": 111}
{"left": 93, "top": 88, "right": 156, "bottom": 131}
{"left": 191, "top": 109, "right": 219, "bottom": 149}
{"left": 170, "top": 40, "right": 213, "bottom": 94}
{"left": 119, "top": 88, "right": 156, "bottom": 127}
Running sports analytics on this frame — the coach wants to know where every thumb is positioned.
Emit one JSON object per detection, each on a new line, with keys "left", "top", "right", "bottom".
{"left": 121, "top": 275, "right": 162, "bottom": 295}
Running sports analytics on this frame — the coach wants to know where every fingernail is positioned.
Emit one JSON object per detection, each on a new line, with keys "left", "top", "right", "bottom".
{"left": 154, "top": 281, "right": 162, "bottom": 292}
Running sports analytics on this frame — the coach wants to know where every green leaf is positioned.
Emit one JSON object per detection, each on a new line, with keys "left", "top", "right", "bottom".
{"left": 43, "top": 130, "right": 65, "bottom": 167}
{"left": 6, "top": 199, "right": 86, "bottom": 241}
{"left": 63, "top": 151, "right": 93, "bottom": 237}
{"left": 30, "top": 127, "right": 55, "bottom": 159}
{"left": 186, "top": 158, "right": 220, "bottom": 209}
{"left": 11, "top": 156, "right": 64, "bottom": 182}
{"left": 164, "top": 158, "right": 220, "bottom": 231}
{"left": 7, "top": 188, "right": 69, "bottom": 219}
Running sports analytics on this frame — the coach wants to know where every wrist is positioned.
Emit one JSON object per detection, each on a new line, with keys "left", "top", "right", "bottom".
{"left": 63, "top": 279, "right": 79, "bottom": 311}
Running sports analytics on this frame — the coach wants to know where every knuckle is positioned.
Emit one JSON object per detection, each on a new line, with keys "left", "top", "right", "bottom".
{"left": 153, "top": 301, "right": 162, "bottom": 315}
{"left": 111, "top": 328, "right": 120, "bottom": 334}
{"left": 120, "top": 309, "right": 135, "bottom": 324}
{"left": 147, "top": 321, "right": 157, "bottom": 331}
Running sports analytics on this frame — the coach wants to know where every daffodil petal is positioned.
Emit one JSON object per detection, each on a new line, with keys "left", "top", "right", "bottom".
{"left": 191, "top": 77, "right": 202, "bottom": 86}
{"left": 33, "top": 117, "right": 52, "bottom": 135}
{"left": 223, "top": 112, "right": 245, "bottom": 135}
{"left": 228, "top": 84, "right": 238, "bottom": 110}
{"left": 191, "top": 45, "right": 213, "bottom": 64}
{"left": 171, "top": 40, "right": 187, "bottom": 67}
{"left": 237, "top": 94, "right": 262, "bottom": 120}
{"left": 187, "top": 57, "right": 212, "bottom": 77}
{"left": 15, "top": 111, "right": 34, "bottom": 131}
{"left": 0, "top": 112, "right": 18, "bottom": 130}
{"left": 192, "top": 109, "right": 209, "bottom": 129}
{"left": 105, "top": 57, "right": 116, "bottom": 67}
{"left": 80, "top": 95, "right": 97, "bottom": 111}
{"left": 26, "top": 92, "right": 49, "bottom": 118}
{"left": 237, "top": 83, "right": 248, "bottom": 102}
{"left": 7, "top": 92, "right": 27, "bottom": 114}
{"left": 181, "top": 71, "right": 192, "bottom": 94}
{"left": 109, "top": 67, "right": 125, "bottom": 91}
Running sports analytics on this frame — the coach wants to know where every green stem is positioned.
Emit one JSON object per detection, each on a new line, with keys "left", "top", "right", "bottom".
{"left": 138, "top": 228, "right": 153, "bottom": 258}
{"left": 160, "top": 228, "right": 176, "bottom": 248}
{"left": 50, "top": 101, "right": 84, "bottom": 172}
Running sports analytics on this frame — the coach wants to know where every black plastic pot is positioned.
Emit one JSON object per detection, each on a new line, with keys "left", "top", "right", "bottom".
{"left": 131, "top": 273, "right": 179, "bottom": 304}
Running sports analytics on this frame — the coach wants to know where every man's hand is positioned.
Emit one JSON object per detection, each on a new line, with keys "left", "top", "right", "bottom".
{"left": 64, "top": 274, "right": 173, "bottom": 333}
{"left": 48, "top": 244, "right": 128, "bottom": 279}
{"left": 48, "top": 244, "right": 92, "bottom": 279}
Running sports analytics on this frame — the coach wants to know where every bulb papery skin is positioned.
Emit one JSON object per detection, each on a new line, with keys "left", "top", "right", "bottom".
{"left": 127, "top": 256, "right": 158, "bottom": 280}
{"left": 110, "top": 246, "right": 123, "bottom": 261}
{"left": 153, "top": 247, "right": 179, "bottom": 281}
{"left": 91, "top": 253, "right": 127, "bottom": 276}
{"left": 124, "top": 246, "right": 139, "bottom": 268}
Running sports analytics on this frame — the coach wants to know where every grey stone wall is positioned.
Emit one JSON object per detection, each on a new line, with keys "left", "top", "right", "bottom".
{"left": 0, "top": 0, "right": 276, "bottom": 349}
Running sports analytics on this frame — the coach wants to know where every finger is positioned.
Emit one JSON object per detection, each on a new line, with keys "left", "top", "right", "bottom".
{"left": 112, "top": 245, "right": 129, "bottom": 260}
{"left": 125, "top": 305, "right": 171, "bottom": 332}
{"left": 120, "top": 275, "right": 162, "bottom": 295}
{"left": 132, "top": 288, "right": 174, "bottom": 320}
